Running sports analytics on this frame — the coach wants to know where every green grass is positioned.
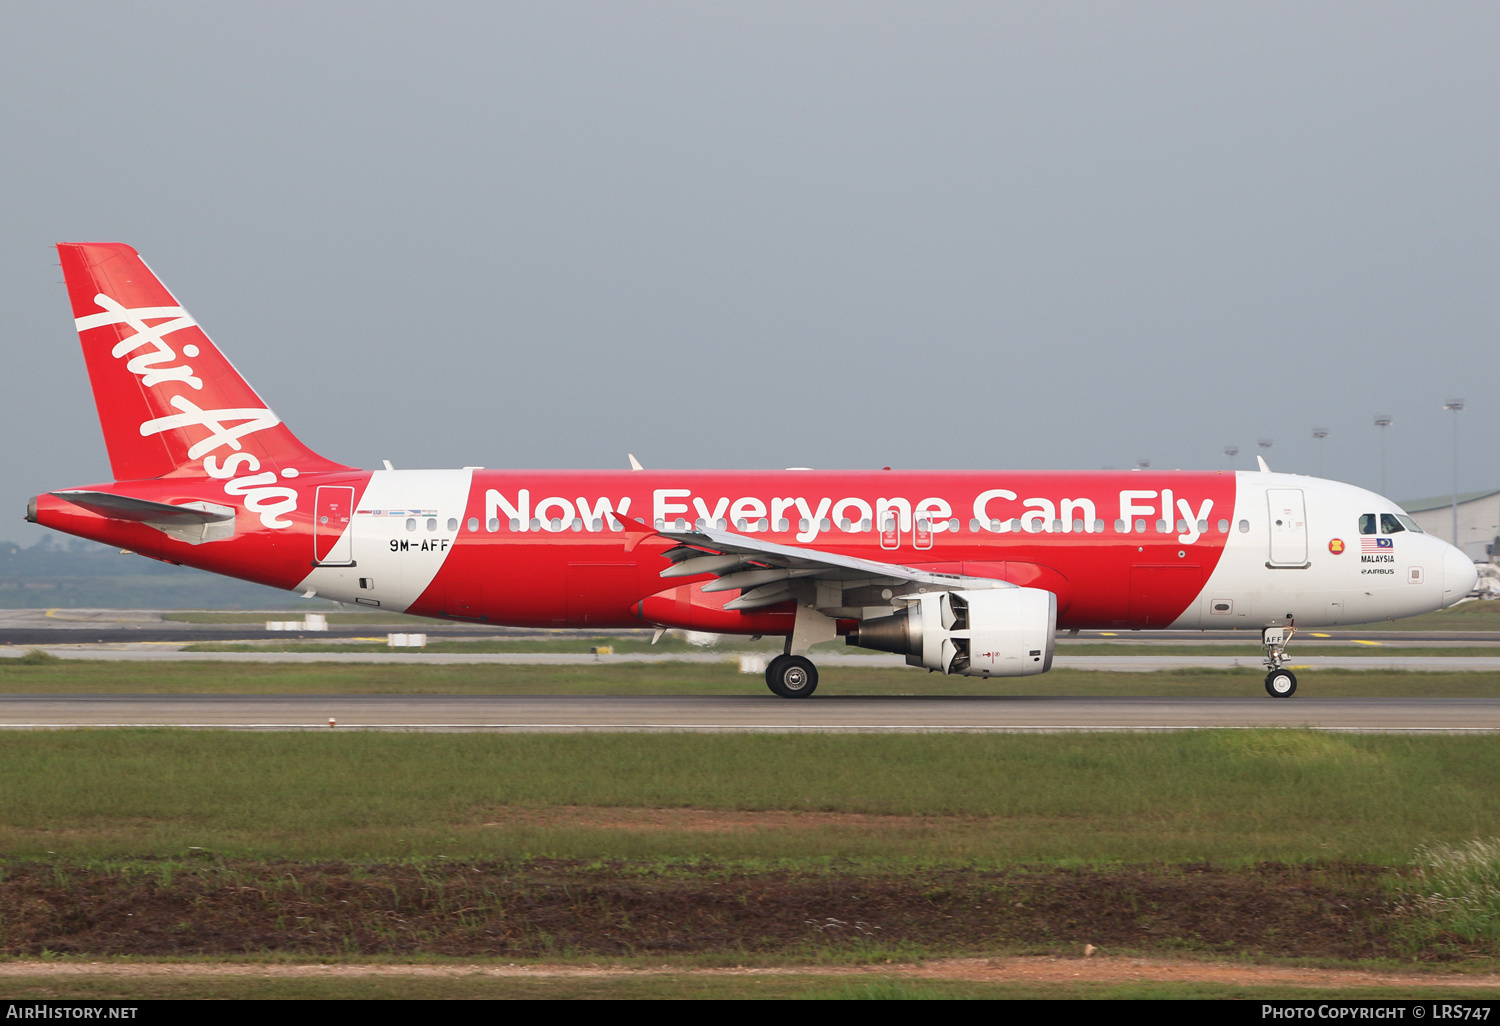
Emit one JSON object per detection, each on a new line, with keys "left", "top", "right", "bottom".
{"left": 179, "top": 636, "right": 793, "bottom": 655}
{"left": 2, "top": 729, "right": 1499, "bottom": 862}
{"left": 1351, "top": 601, "right": 1500, "bottom": 632}
{"left": 3, "top": 973, "right": 1498, "bottom": 1000}
{"left": 0, "top": 658, "right": 1495, "bottom": 696}
{"left": 1401, "top": 838, "right": 1500, "bottom": 944}
{"left": 161, "top": 611, "right": 433, "bottom": 625}
{"left": 1062, "top": 643, "right": 1500, "bottom": 656}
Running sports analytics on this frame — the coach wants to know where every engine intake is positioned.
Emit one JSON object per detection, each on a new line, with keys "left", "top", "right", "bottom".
{"left": 847, "top": 588, "right": 1057, "bottom": 677}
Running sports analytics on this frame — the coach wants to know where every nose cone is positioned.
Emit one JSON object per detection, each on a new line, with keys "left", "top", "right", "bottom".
{"left": 1442, "top": 545, "right": 1479, "bottom": 607}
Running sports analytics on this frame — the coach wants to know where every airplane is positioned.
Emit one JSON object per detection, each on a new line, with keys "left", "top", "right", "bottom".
{"left": 27, "top": 243, "right": 1479, "bottom": 699}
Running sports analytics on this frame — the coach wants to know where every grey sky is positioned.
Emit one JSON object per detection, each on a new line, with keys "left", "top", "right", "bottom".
{"left": 2, "top": 2, "right": 1496, "bottom": 545}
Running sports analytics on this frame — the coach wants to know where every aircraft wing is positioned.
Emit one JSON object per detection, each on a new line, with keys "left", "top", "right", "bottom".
{"left": 646, "top": 522, "right": 1013, "bottom": 611}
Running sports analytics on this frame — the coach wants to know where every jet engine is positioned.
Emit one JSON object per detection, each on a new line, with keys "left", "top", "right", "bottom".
{"left": 846, "top": 588, "right": 1056, "bottom": 677}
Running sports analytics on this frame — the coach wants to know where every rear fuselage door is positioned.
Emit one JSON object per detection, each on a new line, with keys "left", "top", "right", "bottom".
{"left": 314, "top": 485, "right": 355, "bottom": 565}
{"left": 1266, "top": 488, "right": 1309, "bottom": 567}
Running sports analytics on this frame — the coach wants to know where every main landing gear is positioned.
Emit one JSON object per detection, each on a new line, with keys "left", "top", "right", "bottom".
{"left": 1261, "top": 625, "right": 1297, "bottom": 698}
{"left": 765, "top": 654, "right": 819, "bottom": 699}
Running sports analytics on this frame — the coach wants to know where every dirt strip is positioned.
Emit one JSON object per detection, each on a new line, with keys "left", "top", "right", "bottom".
{"left": 0, "top": 958, "right": 1497, "bottom": 989}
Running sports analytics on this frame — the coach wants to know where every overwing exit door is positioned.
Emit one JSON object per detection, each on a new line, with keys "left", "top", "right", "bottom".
{"left": 880, "top": 513, "right": 900, "bottom": 550}
{"left": 1266, "top": 488, "right": 1308, "bottom": 567}
{"left": 314, "top": 486, "right": 355, "bottom": 565}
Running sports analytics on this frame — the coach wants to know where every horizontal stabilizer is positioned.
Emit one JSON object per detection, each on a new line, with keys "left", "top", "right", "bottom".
{"left": 51, "top": 491, "right": 236, "bottom": 546}
{"left": 53, "top": 491, "right": 234, "bottom": 524}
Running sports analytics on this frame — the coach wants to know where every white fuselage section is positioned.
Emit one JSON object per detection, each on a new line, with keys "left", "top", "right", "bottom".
{"left": 1176, "top": 472, "right": 1474, "bottom": 628}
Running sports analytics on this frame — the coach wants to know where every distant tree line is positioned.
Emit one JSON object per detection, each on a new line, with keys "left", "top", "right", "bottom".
{"left": 0, "top": 536, "right": 324, "bottom": 609}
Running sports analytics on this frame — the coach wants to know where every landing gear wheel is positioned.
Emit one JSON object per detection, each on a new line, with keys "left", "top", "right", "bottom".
{"left": 765, "top": 654, "right": 818, "bottom": 699}
{"left": 1265, "top": 669, "right": 1297, "bottom": 698}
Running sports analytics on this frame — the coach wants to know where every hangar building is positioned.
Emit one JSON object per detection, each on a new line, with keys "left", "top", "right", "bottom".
{"left": 1399, "top": 489, "right": 1500, "bottom": 562}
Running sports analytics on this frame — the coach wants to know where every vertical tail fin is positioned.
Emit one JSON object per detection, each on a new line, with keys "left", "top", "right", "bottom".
{"left": 57, "top": 242, "right": 347, "bottom": 481}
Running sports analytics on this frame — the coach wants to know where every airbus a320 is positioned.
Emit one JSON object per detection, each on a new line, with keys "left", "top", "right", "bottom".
{"left": 28, "top": 243, "right": 1479, "bottom": 698}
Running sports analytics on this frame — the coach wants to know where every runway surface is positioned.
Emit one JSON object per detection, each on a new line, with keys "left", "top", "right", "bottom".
{"left": 1, "top": 608, "right": 1496, "bottom": 646}
{"left": 2, "top": 694, "right": 1496, "bottom": 732}
{"left": 3, "top": 647, "right": 1499, "bottom": 671}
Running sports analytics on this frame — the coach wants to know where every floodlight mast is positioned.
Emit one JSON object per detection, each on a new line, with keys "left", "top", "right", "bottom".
{"left": 1312, "top": 428, "right": 1328, "bottom": 477}
{"left": 1444, "top": 399, "right": 1465, "bottom": 547}
{"left": 1374, "top": 414, "right": 1392, "bottom": 495}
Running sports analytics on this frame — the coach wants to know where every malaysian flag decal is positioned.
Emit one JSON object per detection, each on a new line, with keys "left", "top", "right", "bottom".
{"left": 1361, "top": 537, "right": 1394, "bottom": 553}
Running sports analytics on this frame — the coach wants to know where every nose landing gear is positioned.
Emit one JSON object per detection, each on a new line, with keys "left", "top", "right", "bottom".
{"left": 1261, "top": 625, "right": 1297, "bottom": 698}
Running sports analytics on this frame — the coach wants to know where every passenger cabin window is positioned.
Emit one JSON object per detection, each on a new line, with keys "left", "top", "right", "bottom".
{"left": 1359, "top": 514, "right": 1377, "bottom": 535}
{"left": 1380, "top": 513, "right": 1405, "bottom": 535}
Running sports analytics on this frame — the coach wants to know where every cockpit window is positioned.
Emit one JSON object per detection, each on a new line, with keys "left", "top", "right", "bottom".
{"left": 1359, "top": 513, "right": 1377, "bottom": 535}
{"left": 1396, "top": 514, "right": 1423, "bottom": 533}
{"left": 1380, "top": 513, "right": 1405, "bottom": 534}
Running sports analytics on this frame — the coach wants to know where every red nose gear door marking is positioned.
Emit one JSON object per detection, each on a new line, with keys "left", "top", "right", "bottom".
{"left": 314, "top": 486, "right": 355, "bottom": 564}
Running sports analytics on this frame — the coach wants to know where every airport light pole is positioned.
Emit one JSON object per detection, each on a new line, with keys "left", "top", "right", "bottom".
{"left": 1445, "top": 399, "right": 1465, "bottom": 547}
{"left": 1374, "top": 414, "right": 1392, "bottom": 495}
{"left": 1312, "top": 427, "right": 1328, "bottom": 478}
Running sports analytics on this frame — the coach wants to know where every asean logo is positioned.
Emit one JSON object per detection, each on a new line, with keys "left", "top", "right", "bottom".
{"left": 1329, "top": 538, "right": 1345, "bottom": 554}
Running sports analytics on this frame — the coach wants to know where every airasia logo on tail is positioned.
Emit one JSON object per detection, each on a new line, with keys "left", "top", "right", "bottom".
{"left": 78, "top": 294, "right": 299, "bottom": 529}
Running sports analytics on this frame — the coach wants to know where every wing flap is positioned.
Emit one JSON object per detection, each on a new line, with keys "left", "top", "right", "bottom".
{"left": 651, "top": 523, "right": 1015, "bottom": 594}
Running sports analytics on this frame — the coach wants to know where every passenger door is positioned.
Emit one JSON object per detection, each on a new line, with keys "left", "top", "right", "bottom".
{"left": 1266, "top": 488, "right": 1309, "bottom": 567}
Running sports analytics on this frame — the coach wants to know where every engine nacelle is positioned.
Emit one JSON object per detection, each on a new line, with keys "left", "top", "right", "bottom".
{"left": 847, "top": 588, "right": 1057, "bottom": 677}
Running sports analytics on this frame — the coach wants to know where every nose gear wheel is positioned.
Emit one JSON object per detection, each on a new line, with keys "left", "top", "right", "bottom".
{"left": 1261, "top": 624, "right": 1298, "bottom": 698}
{"left": 1265, "top": 669, "right": 1297, "bottom": 697}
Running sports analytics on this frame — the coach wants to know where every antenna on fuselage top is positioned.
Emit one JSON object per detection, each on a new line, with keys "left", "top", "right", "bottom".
{"left": 628, "top": 454, "right": 644, "bottom": 471}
